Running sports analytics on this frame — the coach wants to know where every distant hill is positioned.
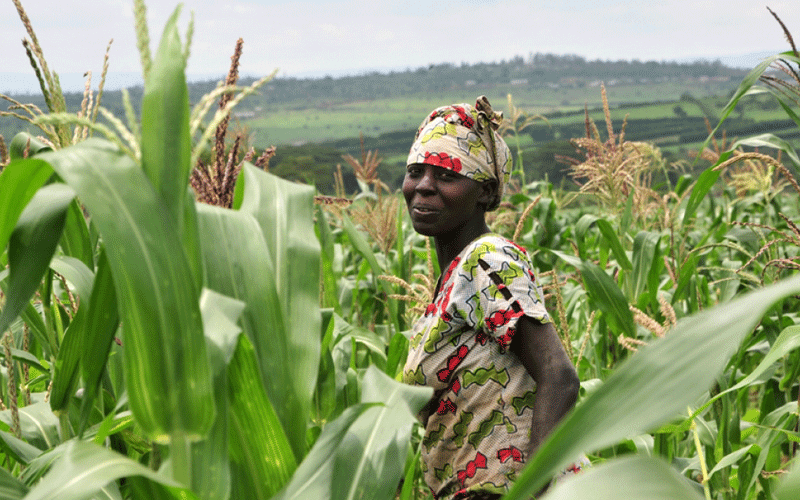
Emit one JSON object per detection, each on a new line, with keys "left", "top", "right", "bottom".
{"left": 232, "top": 53, "right": 748, "bottom": 108}
{"left": 1, "top": 52, "right": 751, "bottom": 147}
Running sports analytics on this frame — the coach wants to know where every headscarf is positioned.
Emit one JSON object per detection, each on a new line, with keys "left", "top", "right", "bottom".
{"left": 406, "top": 95, "right": 511, "bottom": 210}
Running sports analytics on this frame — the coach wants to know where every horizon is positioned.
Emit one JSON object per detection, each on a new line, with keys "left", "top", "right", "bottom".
{"left": 0, "top": 50, "right": 774, "bottom": 95}
{"left": 1, "top": 0, "right": 797, "bottom": 94}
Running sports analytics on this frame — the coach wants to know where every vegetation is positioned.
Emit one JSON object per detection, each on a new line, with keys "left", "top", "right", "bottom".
{"left": 1, "top": 1, "right": 800, "bottom": 500}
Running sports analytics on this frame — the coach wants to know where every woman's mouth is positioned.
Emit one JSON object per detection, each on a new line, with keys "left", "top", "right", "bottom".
{"left": 414, "top": 206, "right": 437, "bottom": 214}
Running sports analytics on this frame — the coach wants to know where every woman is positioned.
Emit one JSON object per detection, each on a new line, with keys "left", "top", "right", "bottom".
{"left": 402, "top": 97, "right": 584, "bottom": 500}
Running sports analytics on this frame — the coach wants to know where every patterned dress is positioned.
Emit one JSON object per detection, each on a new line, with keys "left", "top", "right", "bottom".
{"left": 403, "top": 234, "right": 554, "bottom": 499}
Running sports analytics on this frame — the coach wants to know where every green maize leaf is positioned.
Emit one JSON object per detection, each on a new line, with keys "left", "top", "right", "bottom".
{"left": 340, "top": 214, "right": 400, "bottom": 334}
{"left": 727, "top": 325, "right": 800, "bottom": 394}
{"left": 596, "top": 219, "right": 632, "bottom": 271}
{"left": 574, "top": 214, "right": 598, "bottom": 240}
{"left": 544, "top": 455, "right": 702, "bottom": 500}
{"left": 386, "top": 331, "right": 409, "bottom": 379}
{"left": 0, "top": 183, "right": 75, "bottom": 338}
{"left": 140, "top": 5, "right": 203, "bottom": 291}
{"left": 0, "top": 158, "right": 53, "bottom": 255}
{"left": 745, "top": 79, "right": 800, "bottom": 133}
{"left": 199, "top": 288, "right": 244, "bottom": 369}
{"left": 140, "top": 5, "right": 191, "bottom": 227}
{"left": 0, "top": 271, "right": 50, "bottom": 351}
{"left": 394, "top": 201, "right": 406, "bottom": 279}
{"left": 681, "top": 54, "right": 782, "bottom": 227}
{"left": 228, "top": 334, "right": 297, "bottom": 500}
{"left": 398, "top": 444, "right": 422, "bottom": 500}
{"left": 673, "top": 253, "right": 699, "bottom": 303}
{"left": 95, "top": 483, "right": 122, "bottom": 500}
{"left": 703, "top": 55, "right": 781, "bottom": 153}
{"left": 505, "top": 273, "right": 800, "bottom": 499}
{"left": 331, "top": 313, "right": 387, "bottom": 367}
{"left": 318, "top": 208, "right": 342, "bottom": 314}
{"left": 89, "top": 411, "right": 135, "bottom": 446}
{"left": 776, "top": 461, "right": 800, "bottom": 500}
{"left": 774, "top": 92, "right": 800, "bottom": 130}
{"left": 620, "top": 190, "right": 633, "bottom": 234}
{"left": 6, "top": 347, "right": 48, "bottom": 373}
{"left": 315, "top": 312, "right": 339, "bottom": 420}
{"left": 50, "top": 255, "right": 94, "bottom": 301}
{"left": 554, "top": 250, "right": 635, "bottom": 338}
{"left": 666, "top": 324, "right": 800, "bottom": 432}
{"left": 23, "top": 440, "right": 187, "bottom": 500}
{"left": 59, "top": 199, "right": 94, "bottom": 269}
{"left": 236, "top": 163, "right": 321, "bottom": 459}
{"left": 0, "top": 268, "right": 46, "bottom": 349}
{"left": 0, "top": 466, "right": 27, "bottom": 500}
{"left": 19, "top": 446, "right": 64, "bottom": 487}
{"left": 0, "top": 402, "right": 60, "bottom": 451}
{"left": 330, "top": 367, "right": 432, "bottom": 500}
{"left": 17, "top": 302, "right": 49, "bottom": 354}
{"left": 50, "top": 310, "right": 84, "bottom": 413}
{"left": 682, "top": 162, "right": 724, "bottom": 229}
{"left": 276, "top": 402, "right": 385, "bottom": 500}
{"left": 707, "top": 444, "right": 757, "bottom": 480}
{"left": 574, "top": 214, "right": 598, "bottom": 259}
{"left": 38, "top": 139, "right": 214, "bottom": 441}
{"left": 630, "top": 231, "right": 660, "bottom": 304}
{"left": 195, "top": 203, "right": 302, "bottom": 465}
{"left": 181, "top": 186, "right": 204, "bottom": 291}
{"left": 0, "top": 429, "right": 43, "bottom": 464}
{"left": 733, "top": 133, "right": 800, "bottom": 170}
{"left": 126, "top": 476, "right": 201, "bottom": 500}
{"left": 9, "top": 132, "right": 52, "bottom": 160}
{"left": 190, "top": 288, "right": 245, "bottom": 500}
{"left": 48, "top": 256, "right": 97, "bottom": 414}
{"left": 78, "top": 249, "right": 120, "bottom": 436}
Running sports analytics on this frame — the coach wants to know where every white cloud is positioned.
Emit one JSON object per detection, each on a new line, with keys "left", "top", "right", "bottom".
{"left": 2, "top": 0, "right": 799, "bottom": 92}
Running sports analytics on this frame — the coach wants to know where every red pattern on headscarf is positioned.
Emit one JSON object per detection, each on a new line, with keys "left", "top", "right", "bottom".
{"left": 423, "top": 152, "right": 463, "bottom": 173}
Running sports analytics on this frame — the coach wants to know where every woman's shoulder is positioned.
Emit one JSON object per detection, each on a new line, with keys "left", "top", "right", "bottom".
{"left": 460, "top": 233, "right": 532, "bottom": 265}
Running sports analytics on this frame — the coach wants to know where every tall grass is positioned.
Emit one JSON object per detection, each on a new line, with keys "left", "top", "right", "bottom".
{"left": 1, "top": 2, "right": 800, "bottom": 500}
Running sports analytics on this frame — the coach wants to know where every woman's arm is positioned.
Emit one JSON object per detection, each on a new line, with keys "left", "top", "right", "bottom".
{"left": 510, "top": 316, "right": 580, "bottom": 454}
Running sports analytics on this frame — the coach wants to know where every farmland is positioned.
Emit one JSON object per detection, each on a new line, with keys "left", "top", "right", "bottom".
{"left": 1, "top": 1, "right": 800, "bottom": 499}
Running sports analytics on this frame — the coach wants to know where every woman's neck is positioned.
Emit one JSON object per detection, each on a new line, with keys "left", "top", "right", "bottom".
{"left": 433, "top": 219, "right": 491, "bottom": 274}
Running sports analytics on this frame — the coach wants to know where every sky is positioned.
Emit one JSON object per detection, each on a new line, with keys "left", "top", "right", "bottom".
{"left": 1, "top": 0, "right": 799, "bottom": 93}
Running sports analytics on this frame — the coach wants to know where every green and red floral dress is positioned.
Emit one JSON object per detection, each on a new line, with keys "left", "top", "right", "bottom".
{"left": 403, "top": 234, "right": 584, "bottom": 499}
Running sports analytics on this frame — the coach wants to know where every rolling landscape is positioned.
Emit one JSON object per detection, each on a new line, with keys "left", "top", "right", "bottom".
{"left": 2, "top": 1, "right": 800, "bottom": 498}
{"left": 4, "top": 52, "right": 796, "bottom": 193}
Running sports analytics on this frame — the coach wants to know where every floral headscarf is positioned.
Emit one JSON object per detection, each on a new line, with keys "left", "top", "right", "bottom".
{"left": 406, "top": 96, "right": 512, "bottom": 210}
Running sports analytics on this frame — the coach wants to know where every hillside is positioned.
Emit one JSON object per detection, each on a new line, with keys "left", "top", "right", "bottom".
{"left": 2, "top": 53, "right": 748, "bottom": 142}
{"left": 5, "top": 52, "right": 784, "bottom": 195}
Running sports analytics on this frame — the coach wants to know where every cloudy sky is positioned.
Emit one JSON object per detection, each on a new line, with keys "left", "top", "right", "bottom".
{"left": 1, "top": 0, "right": 799, "bottom": 92}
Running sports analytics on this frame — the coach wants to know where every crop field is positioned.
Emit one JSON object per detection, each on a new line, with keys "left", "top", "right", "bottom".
{"left": 2, "top": 1, "right": 800, "bottom": 500}
{"left": 245, "top": 79, "right": 746, "bottom": 146}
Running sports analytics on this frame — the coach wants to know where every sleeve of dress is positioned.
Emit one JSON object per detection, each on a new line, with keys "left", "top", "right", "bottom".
{"left": 471, "top": 236, "right": 551, "bottom": 351}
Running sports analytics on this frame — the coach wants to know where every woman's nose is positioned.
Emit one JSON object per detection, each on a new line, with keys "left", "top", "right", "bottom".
{"left": 415, "top": 169, "right": 435, "bottom": 193}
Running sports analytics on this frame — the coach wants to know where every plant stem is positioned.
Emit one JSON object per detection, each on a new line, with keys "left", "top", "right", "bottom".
{"left": 690, "top": 409, "right": 712, "bottom": 500}
{"left": 170, "top": 431, "right": 192, "bottom": 487}
{"left": 58, "top": 411, "right": 71, "bottom": 441}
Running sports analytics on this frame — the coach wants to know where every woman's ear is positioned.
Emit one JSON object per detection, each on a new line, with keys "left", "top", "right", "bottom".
{"left": 479, "top": 179, "right": 499, "bottom": 210}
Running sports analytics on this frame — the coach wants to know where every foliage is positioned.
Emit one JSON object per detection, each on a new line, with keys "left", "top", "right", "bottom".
{"left": 498, "top": 93, "right": 548, "bottom": 184}
{"left": 2, "top": 3, "right": 800, "bottom": 500}
{"left": 0, "top": 2, "right": 427, "bottom": 499}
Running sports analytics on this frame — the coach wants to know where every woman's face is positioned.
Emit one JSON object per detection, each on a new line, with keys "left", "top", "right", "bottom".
{"left": 402, "top": 163, "right": 490, "bottom": 238}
